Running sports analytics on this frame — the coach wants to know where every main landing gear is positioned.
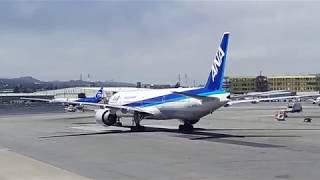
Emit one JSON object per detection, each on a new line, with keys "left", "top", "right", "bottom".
{"left": 130, "top": 112, "right": 146, "bottom": 132}
{"left": 178, "top": 119, "right": 199, "bottom": 132}
{"left": 178, "top": 123, "right": 194, "bottom": 132}
{"left": 114, "top": 117, "right": 122, "bottom": 127}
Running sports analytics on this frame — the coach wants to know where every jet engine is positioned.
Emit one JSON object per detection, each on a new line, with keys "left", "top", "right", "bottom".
{"left": 95, "top": 109, "right": 117, "bottom": 126}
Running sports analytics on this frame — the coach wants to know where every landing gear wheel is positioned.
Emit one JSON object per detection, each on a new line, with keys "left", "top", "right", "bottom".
{"left": 130, "top": 112, "right": 146, "bottom": 132}
{"left": 130, "top": 126, "right": 146, "bottom": 132}
{"left": 178, "top": 123, "right": 194, "bottom": 132}
{"left": 114, "top": 122, "right": 123, "bottom": 127}
{"left": 114, "top": 118, "right": 122, "bottom": 126}
{"left": 188, "top": 119, "right": 199, "bottom": 125}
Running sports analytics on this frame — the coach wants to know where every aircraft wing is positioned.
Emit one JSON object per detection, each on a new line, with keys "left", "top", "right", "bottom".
{"left": 20, "top": 97, "right": 52, "bottom": 102}
{"left": 20, "top": 97, "right": 79, "bottom": 104}
{"left": 71, "top": 102, "right": 155, "bottom": 115}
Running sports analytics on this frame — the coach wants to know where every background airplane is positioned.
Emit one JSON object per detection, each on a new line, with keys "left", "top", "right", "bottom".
{"left": 21, "top": 88, "right": 104, "bottom": 112}
{"left": 231, "top": 90, "right": 293, "bottom": 99}
{"left": 309, "top": 97, "right": 320, "bottom": 105}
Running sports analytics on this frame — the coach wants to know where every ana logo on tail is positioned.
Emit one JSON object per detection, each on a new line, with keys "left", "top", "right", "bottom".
{"left": 96, "top": 88, "right": 103, "bottom": 99}
{"left": 211, "top": 46, "right": 225, "bottom": 82}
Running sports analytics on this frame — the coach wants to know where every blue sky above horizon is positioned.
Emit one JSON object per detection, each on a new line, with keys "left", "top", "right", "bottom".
{"left": 0, "top": 1, "right": 319, "bottom": 85}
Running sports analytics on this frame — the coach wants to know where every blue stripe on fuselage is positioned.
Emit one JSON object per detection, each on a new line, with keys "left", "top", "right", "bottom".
{"left": 75, "top": 97, "right": 101, "bottom": 103}
{"left": 124, "top": 88, "right": 225, "bottom": 108}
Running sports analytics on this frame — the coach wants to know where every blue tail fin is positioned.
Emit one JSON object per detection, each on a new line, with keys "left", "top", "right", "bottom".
{"left": 95, "top": 87, "right": 104, "bottom": 100}
{"left": 205, "top": 32, "right": 229, "bottom": 91}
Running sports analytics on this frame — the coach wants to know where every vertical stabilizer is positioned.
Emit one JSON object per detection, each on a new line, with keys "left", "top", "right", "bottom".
{"left": 205, "top": 32, "right": 229, "bottom": 91}
{"left": 95, "top": 87, "right": 104, "bottom": 100}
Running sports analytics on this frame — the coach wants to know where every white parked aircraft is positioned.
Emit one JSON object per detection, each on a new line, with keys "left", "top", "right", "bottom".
{"left": 232, "top": 90, "right": 293, "bottom": 99}
{"left": 310, "top": 97, "right": 320, "bottom": 105}
{"left": 74, "top": 32, "right": 318, "bottom": 131}
{"left": 21, "top": 87, "right": 153, "bottom": 112}
{"left": 21, "top": 87, "right": 104, "bottom": 104}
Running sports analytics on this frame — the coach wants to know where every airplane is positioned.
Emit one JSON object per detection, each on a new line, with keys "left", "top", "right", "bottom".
{"left": 229, "top": 90, "right": 295, "bottom": 105}
{"left": 21, "top": 87, "right": 104, "bottom": 112}
{"left": 68, "top": 32, "right": 320, "bottom": 131}
{"left": 73, "top": 32, "right": 231, "bottom": 131}
{"left": 309, "top": 97, "right": 320, "bottom": 105}
{"left": 231, "top": 90, "right": 293, "bottom": 99}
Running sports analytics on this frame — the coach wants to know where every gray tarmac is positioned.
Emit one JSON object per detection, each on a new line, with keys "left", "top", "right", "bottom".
{"left": 0, "top": 102, "right": 320, "bottom": 180}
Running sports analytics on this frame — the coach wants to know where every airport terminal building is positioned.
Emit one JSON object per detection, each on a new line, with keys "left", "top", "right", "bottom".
{"left": 268, "top": 75, "right": 320, "bottom": 92}
{"left": 228, "top": 74, "right": 320, "bottom": 94}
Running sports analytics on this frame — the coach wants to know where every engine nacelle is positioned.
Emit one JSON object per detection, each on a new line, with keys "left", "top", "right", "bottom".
{"left": 95, "top": 109, "right": 117, "bottom": 126}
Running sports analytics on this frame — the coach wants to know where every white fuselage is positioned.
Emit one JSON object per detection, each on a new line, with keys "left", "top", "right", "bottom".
{"left": 108, "top": 88, "right": 230, "bottom": 121}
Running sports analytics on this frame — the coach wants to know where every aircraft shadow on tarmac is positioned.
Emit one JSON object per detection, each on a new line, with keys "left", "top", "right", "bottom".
{"left": 38, "top": 125, "right": 313, "bottom": 148}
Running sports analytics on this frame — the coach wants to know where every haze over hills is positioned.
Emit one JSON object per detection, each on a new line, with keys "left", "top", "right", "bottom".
{"left": 0, "top": 76, "right": 136, "bottom": 93}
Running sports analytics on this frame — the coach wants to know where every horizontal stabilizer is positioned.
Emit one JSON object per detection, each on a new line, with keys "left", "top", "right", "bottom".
{"left": 172, "top": 91, "right": 220, "bottom": 101}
